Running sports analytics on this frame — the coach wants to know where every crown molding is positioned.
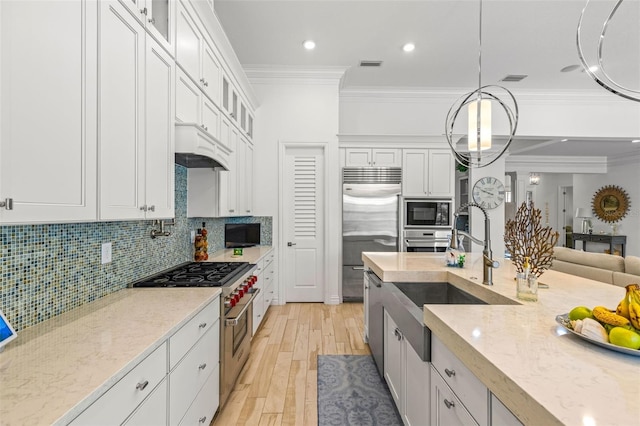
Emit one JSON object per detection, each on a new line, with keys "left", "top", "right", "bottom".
{"left": 338, "top": 133, "right": 449, "bottom": 148}
{"left": 505, "top": 155, "right": 608, "bottom": 174}
{"left": 244, "top": 65, "right": 348, "bottom": 85}
{"left": 607, "top": 150, "right": 640, "bottom": 167}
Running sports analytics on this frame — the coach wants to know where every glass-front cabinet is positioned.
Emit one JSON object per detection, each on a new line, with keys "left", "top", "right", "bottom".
{"left": 119, "top": 0, "right": 174, "bottom": 55}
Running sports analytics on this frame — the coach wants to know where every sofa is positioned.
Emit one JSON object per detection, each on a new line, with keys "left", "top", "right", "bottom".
{"left": 550, "top": 246, "right": 640, "bottom": 287}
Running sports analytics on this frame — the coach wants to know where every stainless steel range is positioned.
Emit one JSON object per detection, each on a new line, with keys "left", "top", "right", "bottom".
{"left": 132, "top": 261, "right": 259, "bottom": 409}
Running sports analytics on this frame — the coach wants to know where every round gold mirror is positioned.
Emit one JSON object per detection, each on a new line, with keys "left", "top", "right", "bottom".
{"left": 591, "top": 185, "right": 630, "bottom": 223}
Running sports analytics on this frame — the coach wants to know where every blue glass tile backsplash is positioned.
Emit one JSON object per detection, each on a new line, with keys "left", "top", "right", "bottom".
{"left": 0, "top": 165, "right": 272, "bottom": 331}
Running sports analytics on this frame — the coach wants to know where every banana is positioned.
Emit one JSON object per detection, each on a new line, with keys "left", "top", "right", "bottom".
{"left": 616, "top": 295, "right": 630, "bottom": 319}
{"left": 628, "top": 302, "right": 640, "bottom": 330}
{"left": 592, "top": 306, "right": 631, "bottom": 327}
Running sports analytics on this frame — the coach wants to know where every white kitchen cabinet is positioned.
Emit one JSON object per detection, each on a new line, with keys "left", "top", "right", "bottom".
{"left": 384, "top": 310, "right": 404, "bottom": 408}
{"left": 178, "top": 365, "right": 219, "bottom": 426}
{"left": 363, "top": 272, "right": 370, "bottom": 342}
{"left": 490, "top": 394, "right": 523, "bottom": 426}
{"left": 432, "top": 334, "right": 488, "bottom": 426}
{"left": 123, "top": 379, "right": 168, "bottom": 426}
{"left": 345, "top": 148, "right": 401, "bottom": 167}
{"left": 402, "top": 149, "right": 454, "bottom": 197}
{"left": 252, "top": 249, "right": 276, "bottom": 335}
{"left": 239, "top": 139, "right": 254, "bottom": 215}
{"left": 0, "top": 0, "right": 98, "bottom": 224}
{"left": 175, "top": 0, "right": 202, "bottom": 83}
{"left": 118, "top": 0, "right": 175, "bottom": 56}
{"left": 70, "top": 343, "right": 168, "bottom": 425}
{"left": 176, "top": 68, "right": 219, "bottom": 137}
{"left": 383, "top": 309, "right": 431, "bottom": 426}
{"left": 430, "top": 365, "right": 478, "bottom": 426}
{"left": 98, "top": 1, "right": 175, "bottom": 221}
{"left": 252, "top": 287, "right": 265, "bottom": 336}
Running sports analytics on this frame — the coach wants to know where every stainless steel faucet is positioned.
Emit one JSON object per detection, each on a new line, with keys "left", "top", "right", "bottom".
{"left": 150, "top": 219, "right": 174, "bottom": 239}
{"left": 450, "top": 203, "right": 500, "bottom": 285}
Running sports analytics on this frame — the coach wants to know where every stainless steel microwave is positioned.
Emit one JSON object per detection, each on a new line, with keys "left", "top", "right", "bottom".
{"left": 402, "top": 198, "right": 452, "bottom": 228}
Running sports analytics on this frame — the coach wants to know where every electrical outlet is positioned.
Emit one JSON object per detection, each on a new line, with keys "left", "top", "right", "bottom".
{"left": 101, "top": 242, "right": 112, "bottom": 264}
{"left": 190, "top": 230, "right": 196, "bottom": 243}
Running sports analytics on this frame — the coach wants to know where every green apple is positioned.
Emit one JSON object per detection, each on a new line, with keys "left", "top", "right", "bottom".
{"left": 608, "top": 327, "right": 640, "bottom": 350}
{"left": 568, "top": 306, "right": 593, "bottom": 321}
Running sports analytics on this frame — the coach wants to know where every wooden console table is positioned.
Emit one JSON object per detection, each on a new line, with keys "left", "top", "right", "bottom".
{"left": 572, "top": 233, "right": 626, "bottom": 257}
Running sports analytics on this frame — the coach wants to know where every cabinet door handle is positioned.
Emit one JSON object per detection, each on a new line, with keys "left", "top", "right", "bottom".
{"left": 198, "top": 363, "right": 207, "bottom": 370}
{"left": 148, "top": 17, "right": 155, "bottom": 24}
{"left": 444, "top": 368, "right": 456, "bottom": 377}
{"left": 136, "top": 380, "right": 149, "bottom": 391}
{"left": 443, "top": 399, "right": 455, "bottom": 409}
{"left": 140, "top": 205, "right": 148, "bottom": 212}
{"left": 140, "top": 7, "right": 147, "bottom": 15}
{"left": 204, "top": 81, "right": 209, "bottom": 87}
{"left": 0, "top": 198, "right": 13, "bottom": 210}
{"left": 148, "top": 205, "right": 155, "bottom": 212}
{"left": 199, "top": 417, "right": 207, "bottom": 424}
{"left": 229, "top": 209, "right": 235, "bottom": 213}
{"left": 394, "top": 328, "right": 402, "bottom": 341}
{"left": 199, "top": 322, "right": 207, "bottom": 329}
{"left": 246, "top": 210, "right": 251, "bottom": 213}
{"left": 287, "top": 242, "right": 296, "bottom": 247}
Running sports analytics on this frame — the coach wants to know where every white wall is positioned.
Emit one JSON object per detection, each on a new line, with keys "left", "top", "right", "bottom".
{"left": 250, "top": 71, "right": 342, "bottom": 304}
{"left": 572, "top": 162, "right": 640, "bottom": 257}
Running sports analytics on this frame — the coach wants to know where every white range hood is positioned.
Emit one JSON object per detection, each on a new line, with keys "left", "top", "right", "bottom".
{"left": 175, "top": 123, "right": 232, "bottom": 170}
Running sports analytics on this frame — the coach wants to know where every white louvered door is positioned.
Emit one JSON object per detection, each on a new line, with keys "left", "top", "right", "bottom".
{"left": 283, "top": 146, "right": 325, "bottom": 302}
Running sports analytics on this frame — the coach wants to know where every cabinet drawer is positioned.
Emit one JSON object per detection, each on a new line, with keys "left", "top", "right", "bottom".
{"left": 70, "top": 342, "right": 167, "bottom": 425}
{"left": 490, "top": 393, "right": 523, "bottom": 426}
{"left": 170, "top": 325, "right": 219, "bottom": 425}
{"left": 431, "top": 365, "right": 479, "bottom": 426}
{"left": 263, "top": 250, "right": 275, "bottom": 268}
{"left": 254, "top": 258, "right": 265, "bottom": 276}
{"left": 170, "top": 298, "right": 220, "bottom": 368}
{"left": 179, "top": 365, "right": 220, "bottom": 426}
{"left": 123, "top": 378, "right": 168, "bottom": 426}
{"left": 432, "top": 335, "right": 487, "bottom": 425}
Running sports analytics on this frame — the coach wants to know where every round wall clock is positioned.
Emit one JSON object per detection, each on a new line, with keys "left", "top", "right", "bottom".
{"left": 472, "top": 177, "right": 505, "bottom": 209}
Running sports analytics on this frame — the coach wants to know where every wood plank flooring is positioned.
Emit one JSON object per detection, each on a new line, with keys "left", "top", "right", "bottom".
{"left": 213, "top": 303, "right": 370, "bottom": 426}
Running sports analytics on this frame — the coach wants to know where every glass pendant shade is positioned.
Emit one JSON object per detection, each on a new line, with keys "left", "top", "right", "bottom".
{"left": 467, "top": 99, "right": 492, "bottom": 151}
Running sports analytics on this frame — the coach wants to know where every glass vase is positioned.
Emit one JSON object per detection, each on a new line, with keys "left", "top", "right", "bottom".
{"left": 516, "top": 273, "right": 538, "bottom": 301}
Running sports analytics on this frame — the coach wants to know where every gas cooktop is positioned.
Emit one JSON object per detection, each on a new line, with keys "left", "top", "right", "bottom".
{"left": 132, "top": 262, "right": 253, "bottom": 287}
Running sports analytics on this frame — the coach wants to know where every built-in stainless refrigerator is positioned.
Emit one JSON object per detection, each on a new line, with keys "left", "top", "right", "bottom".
{"left": 342, "top": 167, "right": 402, "bottom": 302}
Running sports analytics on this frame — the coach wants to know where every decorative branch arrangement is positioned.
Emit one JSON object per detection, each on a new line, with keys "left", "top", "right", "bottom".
{"left": 504, "top": 202, "right": 559, "bottom": 278}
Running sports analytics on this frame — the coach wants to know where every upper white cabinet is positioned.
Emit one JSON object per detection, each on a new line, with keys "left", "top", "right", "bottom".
{"left": 99, "top": 0, "right": 175, "bottom": 220}
{"left": 345, "top": 148, "right": 401, "bottom": 167}
{"left": 402, "top": 149, "right": 454, "bottom": 197}
{"left": 176, "top": 0, "right": 221, "bottom": 103}
{"left": 0, "top": 0, "right": 98, "bottom": 224}
{"left": 176, "top": 68, "right": 219, "bottom": 138}
{"left": 118, "top": 0, "right": 175, "bottom": 56}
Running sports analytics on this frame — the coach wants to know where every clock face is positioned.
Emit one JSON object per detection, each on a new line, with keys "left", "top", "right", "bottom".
{"left": 472, "top": 177, "right": 505, "bottom": 210}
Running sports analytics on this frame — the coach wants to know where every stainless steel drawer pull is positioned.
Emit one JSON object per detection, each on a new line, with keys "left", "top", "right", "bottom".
{"left": 444, "top": 368, "right": 456, "bottom": 377}
{"left": 444, "top": 399, "right": 455, "bottom": 409}
{"left": 199, "top": 417, "right": 207, "bottom": 423}
{"left": 199, "top": 322, "right": 207, "bottom": 329}
{"left": 148, "top": 205, "right": 155, "bottom": 212}
{"left": 394, "top": 328, "right": 402, "bottom": 341}
{"left": 136, "top": 380, "right": 149, "bottom": 391}
{"left": 0, "top": 198, "right": 13, "bottom": 210}
{"left": 140, "top": 205, "right": 147, "bottom": 211}
{"left": 198, "top": 363, "right": 207, "bottom": 370}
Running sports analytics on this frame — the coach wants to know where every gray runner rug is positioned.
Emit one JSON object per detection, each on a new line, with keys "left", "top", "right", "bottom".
{"left": 317, "top": 355, "right": 403, "bottom": 426}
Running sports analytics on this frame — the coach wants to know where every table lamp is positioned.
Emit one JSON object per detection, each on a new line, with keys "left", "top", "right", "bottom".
{"left": 575, "top": 208, "right": 592, "bottom": 234}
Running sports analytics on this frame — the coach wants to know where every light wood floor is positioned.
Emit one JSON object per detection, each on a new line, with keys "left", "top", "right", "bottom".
{"left": 213, "top": 303, "right": 370, "bottom": 426}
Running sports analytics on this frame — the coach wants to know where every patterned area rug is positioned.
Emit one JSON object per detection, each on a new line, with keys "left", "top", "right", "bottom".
{"left": 317, "top": 355, "right": 403, "bottom": 426}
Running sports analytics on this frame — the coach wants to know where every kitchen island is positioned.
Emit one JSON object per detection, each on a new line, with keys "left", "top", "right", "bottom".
{"left": 0, "top": 287, "right": 221, "bottom": 425}
{"left": 363, "top": 252, "right": 640, "bottom": 425}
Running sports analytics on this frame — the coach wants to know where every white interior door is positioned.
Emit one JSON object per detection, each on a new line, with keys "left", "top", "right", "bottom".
{"left": 281, "top": 145, "right": 325, "bottom": 302}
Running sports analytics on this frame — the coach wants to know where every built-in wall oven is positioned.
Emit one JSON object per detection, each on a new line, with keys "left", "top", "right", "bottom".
{"left": 401, "top": 229, "right": 451, "bottom": 252}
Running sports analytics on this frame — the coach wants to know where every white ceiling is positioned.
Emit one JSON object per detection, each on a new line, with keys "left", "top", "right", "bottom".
{"left": 214, "top": 0, "right": 640, "bottom": 158}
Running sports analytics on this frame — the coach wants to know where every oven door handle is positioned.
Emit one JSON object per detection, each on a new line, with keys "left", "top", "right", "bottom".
{"left": 225, "top": 288, "right": 260, "bottom": 326}
{"left": 405, "top": 239, "right": 449, "bottom": 245}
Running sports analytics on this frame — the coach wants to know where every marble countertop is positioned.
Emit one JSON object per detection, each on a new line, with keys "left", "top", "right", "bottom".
{"left": 363, "top": 252, "right": 640, "bottom": 426}
{"left": 0, "top": 287, "right": 221, "bottom": 426}
{"left": 207, "top": 245, "right": 273, "bottom": 264}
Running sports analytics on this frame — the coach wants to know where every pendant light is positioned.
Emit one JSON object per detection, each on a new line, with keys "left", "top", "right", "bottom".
{"left": 445, "top": 0, "right": 519, "bottom": 168}
{"left": 577, "top": 0, "right": 640, "bottom": 102}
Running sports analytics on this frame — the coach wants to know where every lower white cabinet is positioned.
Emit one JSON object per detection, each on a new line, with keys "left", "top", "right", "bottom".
{"left": 383, "top": 309, "right": 430, "bottom": 426}
{"left": 70, "top": 343, "right": 168, "bottom": 425}
{"left": 252, "top": 288, "right": 265, "bottom": 336}
{"left": 69, "top": 297, "right": 220, "bottom": 426}
{"left": 169, "top": 324, "right": 219, "bottom": 425}
{"left": 252, "top": 249, "right": 277, "bottom": 335}
{"left": 430, "top": 365, "right": 478, "bottom": 426}
{"left": 123, "top": 379, "right": 168, "bottom": 426}
{"left": 179, "top": 366, "right": 220, "bottom": 426}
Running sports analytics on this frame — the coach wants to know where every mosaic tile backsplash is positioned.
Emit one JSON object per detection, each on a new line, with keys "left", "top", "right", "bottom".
{"left": 0, "top": 165, "right": 272, "bottom": 331}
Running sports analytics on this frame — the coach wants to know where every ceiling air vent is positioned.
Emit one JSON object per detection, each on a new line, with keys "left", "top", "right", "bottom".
{"left": 359, "top": 60, "right": 383, "bottom": 67}
{"left": 500, "top": 74, "right": 528, "bottom": 82}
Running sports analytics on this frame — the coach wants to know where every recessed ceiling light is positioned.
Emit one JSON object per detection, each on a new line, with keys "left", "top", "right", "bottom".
{"left": 403, "top": 43, "right": 415, "bottom": 52}
{"left": 303, "top": 40, "right": 316, "bottom": 50}
{"left": 632, "top": 139, "right": 640, "bottom": 143}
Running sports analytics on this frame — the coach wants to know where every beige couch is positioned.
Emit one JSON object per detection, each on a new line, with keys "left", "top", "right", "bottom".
{"left": 550, "top": 247, "right": 640, "bottom": 287}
